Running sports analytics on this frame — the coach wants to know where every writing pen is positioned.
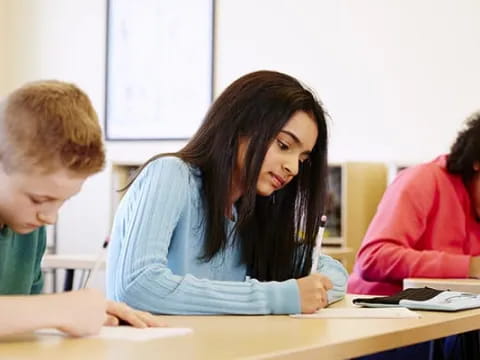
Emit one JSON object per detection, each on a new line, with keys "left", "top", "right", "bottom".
{"left": 83, "top": 238, "right": 109, "bottom": 288}
{"left": 310, "top": 215, "right": 327, "bottom": 274}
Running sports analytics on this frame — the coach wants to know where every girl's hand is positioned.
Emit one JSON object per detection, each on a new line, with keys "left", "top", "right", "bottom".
{"left": 296, "top": 273, "right": 333, "bottom": 313}
{"left": 104, "top": 301, "right": 167, "bottom": 328}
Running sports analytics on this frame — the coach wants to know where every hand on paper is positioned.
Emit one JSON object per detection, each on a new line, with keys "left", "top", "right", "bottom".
{"left": 104, "top": 301, "right": 167, "bottom": 328}
{"left": 56, "top": 288, "right": 107, "bottom": 337}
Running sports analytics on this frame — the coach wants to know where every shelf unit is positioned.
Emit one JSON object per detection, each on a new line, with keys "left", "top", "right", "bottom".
{"left": 324, "top": 162, "right": 388, "bottom": 271}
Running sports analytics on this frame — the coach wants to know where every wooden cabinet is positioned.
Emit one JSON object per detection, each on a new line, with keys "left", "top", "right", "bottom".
{"left": 324, "top": 162, "right": 388, "bottom": 271}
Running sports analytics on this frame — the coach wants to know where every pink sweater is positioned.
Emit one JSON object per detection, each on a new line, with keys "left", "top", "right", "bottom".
{"left": 348, "top": 155, "right": 480, "bottom": 295}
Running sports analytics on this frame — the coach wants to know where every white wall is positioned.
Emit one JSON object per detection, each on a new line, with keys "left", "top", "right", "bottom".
{"left": 216, "top": 0, "right": 480, "bottom": 163}
{"left": 0, "top": 0, "right": 185, "bottom": 255}
{"left": 1, "top": 0, "right": 479, "bottom": 270}
{"left": 0, "top": 1, "right": 6, "bottom": 94}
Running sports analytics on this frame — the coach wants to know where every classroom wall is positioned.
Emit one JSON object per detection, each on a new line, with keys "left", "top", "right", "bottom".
{"left": 0, "top": 1, "right": 46, "bottom": 94}
{"left": 0, "top": 1, "right": 6, "bottom": 94}
{"left": 216, "top": 0, "right": 480, "bottom": 163}
{"left": 1, "top": 1, "right": 480, "bottom": 281}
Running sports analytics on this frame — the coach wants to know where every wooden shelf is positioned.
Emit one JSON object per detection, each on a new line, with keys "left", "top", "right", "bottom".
{"left": 325, "top": 162, "right": 388, "bottom": 271}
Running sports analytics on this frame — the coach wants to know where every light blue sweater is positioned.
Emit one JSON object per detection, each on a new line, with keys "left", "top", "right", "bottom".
{"left": 107, "top": 157, "right": 348, "bottom": 315}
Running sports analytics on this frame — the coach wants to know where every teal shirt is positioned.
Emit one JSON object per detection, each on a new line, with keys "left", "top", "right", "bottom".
{"left": 0, "top": 226, "right": 46, "bottom": 295}
{"left": 107, "top": 157, "right": 348, "bottom": 315}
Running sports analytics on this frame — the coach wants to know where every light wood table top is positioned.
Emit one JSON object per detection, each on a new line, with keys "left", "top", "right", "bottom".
{"left": 403, "top": 278, "right": 480, "bottom": 293}
{"left": 2, "top": 295, "right": 480, "bottom": 360}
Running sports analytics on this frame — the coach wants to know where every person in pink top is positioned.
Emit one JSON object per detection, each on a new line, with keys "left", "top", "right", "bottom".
{"left": 349, "top": 114, "right": 480, "bottom": 359}
{"left": 348, "top": 112, "right": 480, "bottom": 296}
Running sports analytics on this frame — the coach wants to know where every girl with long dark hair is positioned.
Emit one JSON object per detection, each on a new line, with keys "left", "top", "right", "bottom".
{"left": 107, "top": 70, "right": 347, "bottom": 314}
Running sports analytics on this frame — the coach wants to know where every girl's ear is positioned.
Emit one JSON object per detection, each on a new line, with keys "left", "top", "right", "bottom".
{"left": 474, "top": 161, "right": 480, "bottom": 172}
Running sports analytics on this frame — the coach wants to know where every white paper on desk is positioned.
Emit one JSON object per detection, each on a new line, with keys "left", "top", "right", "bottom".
{"left": 290, "top": 307, "right": 421, "bottom": 319}
{"left": 36, "top": 326, "right": 193, "bottom": 341}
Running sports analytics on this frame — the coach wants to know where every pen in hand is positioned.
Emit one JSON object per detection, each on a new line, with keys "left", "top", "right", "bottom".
{"left": 83, "top": 238, "right": 109, "bottom": 289}
{"left": 310, "top": 215, "right": 327, "bottom": 274}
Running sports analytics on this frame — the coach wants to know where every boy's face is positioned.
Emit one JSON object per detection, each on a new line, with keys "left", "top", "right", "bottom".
{"left": 0, "top": 165, "right": 88, "bottom": 234}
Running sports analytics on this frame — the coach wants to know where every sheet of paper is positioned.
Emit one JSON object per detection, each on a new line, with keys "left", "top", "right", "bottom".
{"left": 36, "top": 326, "right": 193, "bottom": 341}
{"left": 290, "top": 307, "right": 421, "bottom": 319}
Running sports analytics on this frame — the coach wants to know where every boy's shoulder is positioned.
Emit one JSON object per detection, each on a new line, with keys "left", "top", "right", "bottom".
{"left": 0, "top": 226, "right": 45, "bottom": 241}
{"left": 0, "top": 226, "right": 46, "bottom": 265}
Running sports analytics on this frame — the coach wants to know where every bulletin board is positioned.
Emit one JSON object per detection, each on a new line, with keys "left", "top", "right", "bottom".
{"left": 105, "top": 0, "right": 214, "bottom": 140}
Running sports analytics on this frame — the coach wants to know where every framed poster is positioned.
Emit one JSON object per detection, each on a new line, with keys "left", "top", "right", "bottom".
{"left": 105, "top": 0, "right": 214, "bottom": 140}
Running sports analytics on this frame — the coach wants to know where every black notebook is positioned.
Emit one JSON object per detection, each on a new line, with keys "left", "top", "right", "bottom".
{"left": 353, "top": 287, "right": 480, "bottom": 312}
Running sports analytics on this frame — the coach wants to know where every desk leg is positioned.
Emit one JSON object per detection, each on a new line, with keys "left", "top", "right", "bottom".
{"left": 53, "top": 269, "right": 57, "bottom": 292}
{"left": 64, "top": 269, "right": 74, "bottom": 291}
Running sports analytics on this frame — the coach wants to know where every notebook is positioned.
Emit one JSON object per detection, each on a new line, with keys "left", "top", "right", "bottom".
{"left": 353, "top": 287, "right": 480, "bottom": 312}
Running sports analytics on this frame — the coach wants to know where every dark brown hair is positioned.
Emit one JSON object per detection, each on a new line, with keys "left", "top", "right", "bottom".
{"left": 447, "top": 111, "right": 480, "bottom": 182}
{"left": 127, "top": 70, "right": 328, "bottom": 281}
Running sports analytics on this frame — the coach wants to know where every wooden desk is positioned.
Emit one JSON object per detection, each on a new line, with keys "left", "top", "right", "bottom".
{"left": 403, "top": 278, "right": 480, "bottom": 293}
{"left": 41, "top": 254, "right": 105, "bottom": 291}
{"left": 2, "top": 295, "right": 480, "bottom": 359}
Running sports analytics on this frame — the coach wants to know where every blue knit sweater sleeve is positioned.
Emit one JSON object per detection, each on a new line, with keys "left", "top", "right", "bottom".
{"left": 107, "top": 157, "right": 301, "bottom": 315}
{"left": 316, "top": 254, "right": 348, "bottom": 304}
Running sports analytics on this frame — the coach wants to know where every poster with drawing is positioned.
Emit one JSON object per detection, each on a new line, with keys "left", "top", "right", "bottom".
{"left": 105, "top": 0, "right": 214, "bottom": 140}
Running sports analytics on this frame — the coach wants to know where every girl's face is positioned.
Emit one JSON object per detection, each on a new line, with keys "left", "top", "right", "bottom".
{"left": 237, "top": 110, "right": 319, "bottom": 197}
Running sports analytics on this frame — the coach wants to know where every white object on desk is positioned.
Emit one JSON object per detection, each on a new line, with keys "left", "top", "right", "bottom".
{"left": 403, "top": 278, "right": 480, "bottom": 294}
{"left": 398, "top": 291, "right": 480, "bottom": 312}
{"left": 290, "top": 307, "right": 421, "bottom": 319}
{"left": 36, "top": 326, "right": 193, "bottom": 341}
{"left": 41, "top": 254, "right": 107, "bottom": 291}
{"left": 41, "top": 254, "right": 106, "bottom": 270}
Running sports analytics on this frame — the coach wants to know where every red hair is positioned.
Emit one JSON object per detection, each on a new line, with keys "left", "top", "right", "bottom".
{"left": 0, "top": 80, "right": 105, "bottom": 174}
